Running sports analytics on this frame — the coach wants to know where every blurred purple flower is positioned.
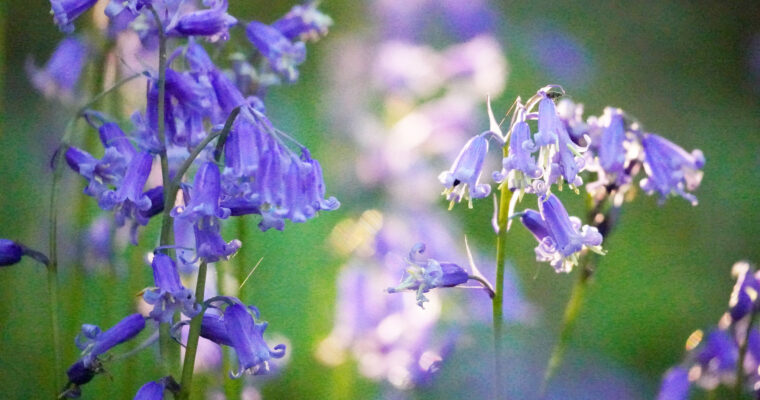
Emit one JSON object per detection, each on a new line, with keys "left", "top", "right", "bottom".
{"left": 26, "top": 37, "right": 87, "bottom": 100}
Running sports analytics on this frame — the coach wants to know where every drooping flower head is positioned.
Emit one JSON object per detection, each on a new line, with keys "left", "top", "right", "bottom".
{"left": 272, "top": 1, "right": 333, "bottom": 42}
{"left": 0, "top": 239, "right": 24, "bottom": 267}
{"left": 143, "top": 253, "right": 200, "bottom": 323}
{"left": 74, "top": 314, "right": 146, "bottom": 368}
{"left": 520, "top": 194, "right": 603, "bottom": 273}
{"left": 533, "top": 87, "right": 587, "bottom": 189}
{"left": 439, "top": 131, "right": 491, "bottom": 208}
{"left": 640, "top": 133, "right": 705, "bottom": 205}
{"left": 204, "top": 304, "right": 287, "bottom": 378}
{"left": 66, "top": 313, "right": 146, "bottom": 396}
{"left": 387, "top": 243, "right": 469, "bottom": 308}
{"left": 492, "top": 103, "right": 541, "bottom": 195}
{"left": 167, "top": 0, "right": 237, "bottom": 42}
{"left": 246, "top": 21, "right": 307, "bottom": 83}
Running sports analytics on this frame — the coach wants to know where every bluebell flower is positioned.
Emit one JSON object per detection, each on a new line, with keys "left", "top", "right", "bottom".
{"left": 597, "top": 108, "right": 627, "bottom": 178}
{"left": 282, "top": 148, "right": 340, "bottom": 223}
{"left": 145, "top": 79, "right": 178, "bottom": 149}
{"left": 640, "top": 133, "right": 705, "bottom": 205}
{"left": 139, "top": 186, "right": 165, "bottom": 221}
{"left": 75, "top": 314, "right": 146, "bottom": 366}
{"left": 165, "top": 68, "right": 214, "bottom": 114}
{"left": 272, "top": 1, "right": 333, "bottom": 42}
{"left": 0, "top": 239, "right": 24, "bottom": 266}
{"left": 193, "top": 218, "right": 241, "bottom": 262}
{"left": 493, "top": 120, "right": 541, "bottom": 191}
{"left": 693, "top": 329, "right": 737, "bottom": 387}
{"left": 134, "top": 381, "right": 164, "bottom": 400}
{"left": 520, "top": 194, "right": 603, "bottom": 273}
{"left": 208, "top": 68, "right": 250, "bottom": 121}
{"left": 50, "top": 0, "right": 98, "bottom": 33}
{"left": 167, "top": 0, "right": 237, "bottom": 42}
{"left": 246, "top": 21, "right": 306, "bottom": 83}
{"left": 26, "top": 37, "right": 87, "bottom": 100}
{"left": 656, "top": 367, "right": 690, "bottom": 400}
{"left": 729, "top": 261, "right": 760, "bottom": 321}
{"left": 99, "top": 152, "right": 154, "bottom": 226}
{"left": 104, "top": 0, "right": 141, "bottom": 35}
{"left": 439, "top": 131, "right": 491, "bottom": 207}
{"left": 222, "top": 303, "right": 286, "bottom": 377}
{"left": 173, "top": 162, "right": 230, "bottom": 222}
{"left": 173, "top": 162, "right": 240, "bottom": 262}
{"left": 387, "top": 243, "right": 469, "bottom": 308}
{"left": 220, "top": 111, "right": 339, "bottom": 231}
{"left": 199, "top": 313, "right": 235, "bottom": 347}
{"left": 143, "top": 253, "right": 200, "bottom": 323}
{"left": 534, "top": 91, "right": 587, "bottom": 188}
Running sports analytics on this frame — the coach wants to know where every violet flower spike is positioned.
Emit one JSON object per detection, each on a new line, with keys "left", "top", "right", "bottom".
{"left": 143, "top": 253, "right": 200, "bottom": 323}
{"left": 387, "top": 243, "right": 469, "bottom": 308}
{"left": 223, "top": 304, "right": 286, "bottom": 378}
{"left": 640, "top": 133, "right": 705, "bottom": 205}
{"left": 439, "top": 131, "right": 491, "bottom": 208}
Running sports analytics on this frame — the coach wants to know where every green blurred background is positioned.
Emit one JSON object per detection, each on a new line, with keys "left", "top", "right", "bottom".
{"left": 1, "top": 0, "right": 760, "bottom": 399}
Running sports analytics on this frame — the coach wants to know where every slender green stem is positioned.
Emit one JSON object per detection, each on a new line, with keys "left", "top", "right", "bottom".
{"left": 493, "top": 177, "right": 513, "bottom": 399}
{"left": 179, "top": 261, "right": 209, "bottom": 400}
{"left": 146, "top": 7, "right": 181, "bottom": 375}
{"left": 47, "top": 149, "right": 65, "bottom": 396}
{"left": 46, "top": 265, "right": 62, "bottom": 396}
{"left": 541, "top": 263, "right": 591, "bottom": 393}
{"left": 736, "top": 312, "right": 756, "bottom": 399}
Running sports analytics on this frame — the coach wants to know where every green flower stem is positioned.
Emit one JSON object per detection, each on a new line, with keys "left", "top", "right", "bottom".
{"left": 179, "top": 261, "right": 209, "bottom": 400}
{"left": 541, "top": 261, "right": 592, "bottom": 393}
{"left": 541, "top": 193, "right": 613, "bottom": 393}
{"left": 45, "top": 69, "right": 145, "bottom": 397}
{"left": 493, "top": 168, "right": 513, "bottom": 398}
{"left": 146, "top": 7, "right": 182, "bottom": 375}
{"left": 736, "top": 311, "right": 756, "bottom": 399}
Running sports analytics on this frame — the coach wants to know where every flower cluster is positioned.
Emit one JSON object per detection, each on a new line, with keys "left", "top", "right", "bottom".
{"left": 657, "top": 261, "right": 760, "bottom": 399}
{"left": 439, "top": 84, "right": 704, "bottom": 272}
{"left": 38, "top": 0, "right": 335, "bottom": 397}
